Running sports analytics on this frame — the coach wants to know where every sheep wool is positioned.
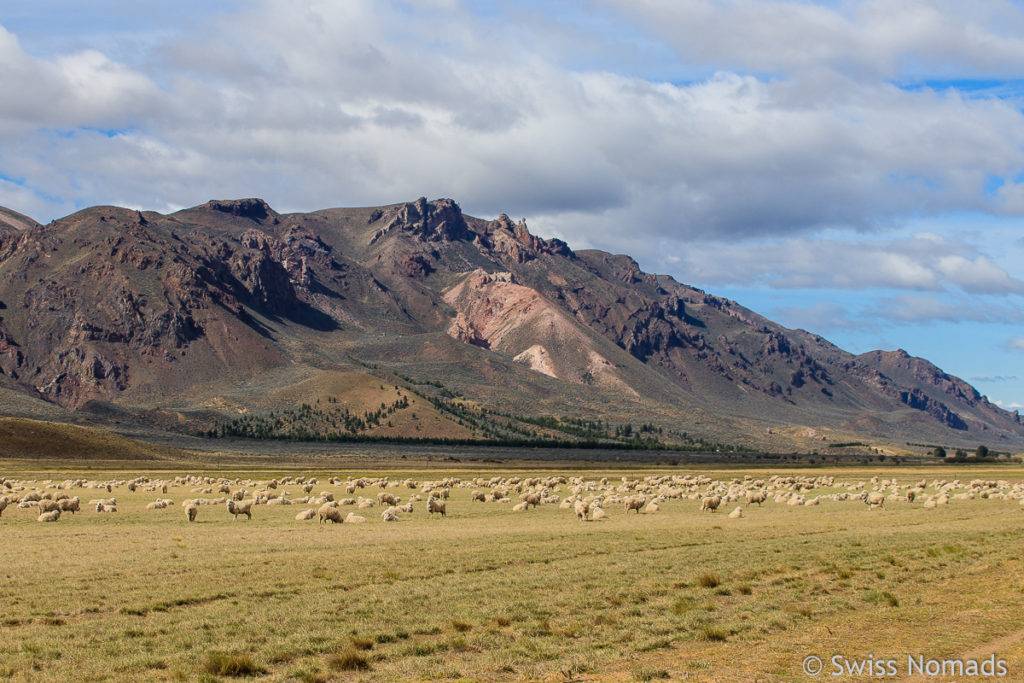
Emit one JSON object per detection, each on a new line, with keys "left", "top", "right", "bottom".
{"left": 318, "top": 504, "right": 344, "bottom": 524}
{"left": 37, "top": 509, "right": 61, "bottom": 522}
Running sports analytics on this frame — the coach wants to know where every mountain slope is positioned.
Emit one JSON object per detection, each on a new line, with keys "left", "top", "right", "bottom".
{"left": 0, "top": 196, "right": 1019, "bottom": 451}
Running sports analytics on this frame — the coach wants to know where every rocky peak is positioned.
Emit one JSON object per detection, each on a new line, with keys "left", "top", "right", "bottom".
{"left": 370, "top": 197, "right": 470, "bottom": 244}
{"left": 479, "top": 214, "right": 574, "bottom": 263}
{"left": 202, "top": 198, "right": 276, "bottom": 223}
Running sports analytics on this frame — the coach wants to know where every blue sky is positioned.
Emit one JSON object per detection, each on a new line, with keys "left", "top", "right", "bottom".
{"left": 0, "top": 0, "right": 1022, "bottom": 410}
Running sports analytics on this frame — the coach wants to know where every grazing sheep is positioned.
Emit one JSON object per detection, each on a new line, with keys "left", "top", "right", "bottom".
{"left": 185, "top": 504, "right": 198, "bottom": 522}
{"left": 226, "top": 499, "right": 253, "bottom": 520}
{"left": 319, "top": 504, "right": 344, "bottom": 524}
{"left": 427, "top": 498, "right": 446, "bottom": 517}
{"left": 746, "top": 491, "right": 767, "bottom": 506}
{"left": 0, "top": 496, "right": 7, "bottom": 518}
{"left": 471, "top": 491, "right": 486, "bottom": 502}
{"left": 521, "top": 492, "right": 542, "bottom": 508}
{"left": 701, "top": 495, "right": 722, "bottom": 513}
{"left": 295, "top": 509, "right": 316, "bottom": 521}
{"left": 37, "top": 499, "right": 60, "bottom": 513}
{"left": 574, "top": 499, "right": 590, "bottom": 521}
{"left": 906, "top": 490, "right": 916, "bottom": 503}
{"left": 344, "top": 513, "right": 366, "bottom": 523}
{"left": 58, "top": 497, "right": 80, "bottom": 514}
{"left": 37, "top": 509, "right": 61, "bottom": 522}
{"left": 378, "top": 492, "right": 399, "bottom": 506}
{"left": 728, "top": 506, "right": 744, "bottom": 519}
{"left": 864, "top": 491, "right": 885, "bottom": 509}
{"left": 624, "top": 495, "right": 645, "bottom": 514}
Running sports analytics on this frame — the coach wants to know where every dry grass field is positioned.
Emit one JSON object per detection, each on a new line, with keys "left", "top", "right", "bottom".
{"left": 2, "top": 463, "right": 1024, "bottom": 682}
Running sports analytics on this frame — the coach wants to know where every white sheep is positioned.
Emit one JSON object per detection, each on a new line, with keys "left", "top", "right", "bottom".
{"left": 574, "top": 499, "right": 590, "bottom": 521}
{"left": 345, "top": 513, "right": 366, "bottom": 523}
{"left": 58, "top": 497, "right": 80, "bottom": 514}
{"left": 728, "top": 506, "right": 743, "bottom": 519}
{"left": 624, "top": 495, "right": 645, "bottom": 514}
{"left": 701, "top": 495, "right": 722, "bottom": 512}
{"left": 318, "top": 504, "right": 344, "bottom": 524}
{"left": 863, "top": 491, "right": 885, "bottom": 509}
{"left": 226, "top": 499, "right": 254, "bottom": 520}
{"left": 746, "top": 491, "right": 767, "bottom": 506}
{"left": 381, "top": 507, "right": 399, "bottom": 522}
{"left": 295, "top": 509, "right": 316, "bottom": 521}
{"left": 37, "top": 509, "right": 61, "bottom": 522}
{"left": 427, "top": 498, "right": 446, "bottom": 517}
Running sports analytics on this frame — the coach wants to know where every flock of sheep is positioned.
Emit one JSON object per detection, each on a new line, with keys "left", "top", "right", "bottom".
{"left": 2, "top": 471, "right": 1023, "bottom": 526}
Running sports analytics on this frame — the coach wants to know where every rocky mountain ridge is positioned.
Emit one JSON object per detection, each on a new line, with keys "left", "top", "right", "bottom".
{"left": 0, "top": 196, "right": 1019, "bottom": 451}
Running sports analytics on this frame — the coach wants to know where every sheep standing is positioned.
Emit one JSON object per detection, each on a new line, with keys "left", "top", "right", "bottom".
{"left": 58, "top": 497, "right": 80, "bottom": 514}
{"left": 185, "top": 504, "right": 198, "bottom": 522}
{"left": 746, "top": 491, "right": 767, "bottom": 506}
{"left": 427, "top": 498, "right": 446, "bottom": 517}
{"left": 0, "top": 496, "right": 7, "bottom": 518}
{"left": 701, "top": 495, "right": 722, "bottom": 513}
{"left": 864, "top": 491, "right": 885, "bottom": 509}
{"left": 318, "top": 504, "right": 344, "bottom": 524}
{"left": 624, "top": 495, "right": 645, "bottom": 514}
{"left": 226, "top": 499, "right": 254, "bottom": 520}
{"left": 574, "top": 499, "right": 590, "bottom": 521}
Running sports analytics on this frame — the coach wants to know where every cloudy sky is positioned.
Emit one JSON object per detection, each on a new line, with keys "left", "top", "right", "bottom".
{"left": 1, "top": 0, "right": 1022, "bottom": 409}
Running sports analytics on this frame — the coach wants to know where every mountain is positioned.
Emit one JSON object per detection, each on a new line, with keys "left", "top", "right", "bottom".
{"left": 0, "top": 196, "right": 1020, "bottom": 452}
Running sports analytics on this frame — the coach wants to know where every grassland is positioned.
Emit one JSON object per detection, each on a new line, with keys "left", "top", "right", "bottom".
{"left": 2, "top": 463, "right": 1024, "bottom": 682}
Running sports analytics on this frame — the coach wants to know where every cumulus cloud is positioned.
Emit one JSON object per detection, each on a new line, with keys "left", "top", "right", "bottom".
{"left": 769, "top": 301, "right": 860, "bottom": 332}
{"left": 662, "top": 233, "right": 1024, "bottom": 294}
{"left": 2, "top": 0, "right": 1024, "bottom": 246}
{"left": 1007, "top": 337, "right": 1024, "bottom": 352}
{"left": 865, "top": 293, "right": 1024, "bottom": 324}
{"left": 601, "top": 0, "right": 1024, "bottom": 79}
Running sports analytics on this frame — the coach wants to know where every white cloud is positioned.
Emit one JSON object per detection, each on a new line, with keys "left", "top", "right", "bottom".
{"left": 659, "top": 234, "right": 1024, "bottom": 295}
{"left": 1007, "top": 337, "right": 1024, "bottom": 352}
{"left": 600, "top": 0, "right": 1024, "bottom": 79}
{"left": 865, "top": 294, "right": 1024, "bottom": 324}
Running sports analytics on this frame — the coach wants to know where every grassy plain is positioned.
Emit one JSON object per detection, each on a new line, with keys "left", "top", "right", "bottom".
{"left": 1, "top": 463, "right": 1024, "bottom": 682}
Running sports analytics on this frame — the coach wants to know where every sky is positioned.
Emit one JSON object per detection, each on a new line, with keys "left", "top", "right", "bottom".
{"left": 0, "top": 0, "right": 1022, "bottom": 410}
